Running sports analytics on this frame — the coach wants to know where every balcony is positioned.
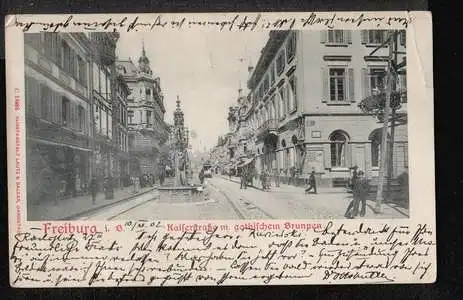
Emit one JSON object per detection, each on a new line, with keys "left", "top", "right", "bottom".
{"left": 256, "top": 119, "right": 279, "bottom": 141}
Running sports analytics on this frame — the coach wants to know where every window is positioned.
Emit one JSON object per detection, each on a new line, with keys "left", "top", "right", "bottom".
{"left": 268, "top": 64, "right": 275, "bottom": 87}
{"left": 40, "top": 85, "right": 51, "bottom": 121}
{"left": 369, "top": 130, "right": 382, "bottom": 168}
{"left": 399, "top": 30, "right": 406, "bottom": 46}
{"left": 146, "top": 88, "right": 151, "bottom": 96}
{"left": 128, "top": 110, "right": 134, "bottom": 124}
{"left": 263, "top": 74, "right": 270, "bottom": 93}
{"left": 330, "top": 131, "right": 349, "bottom": 168}
{"left": 78, "top": 106, "right": 84, "bottom": 131}
{"left": 270, "top": 96, "right": 276, "bottom": 120}
{"left": 276, "top": 50, "right": 286, "bottom": 75}
{"left": 62, "top": 97, "right": 70, "bottom": 126}
{"left": 101, "top": 107, "right": 108, "bottom": 136}
{"left": 61, "top": 40, "right": 71, "bottom": 72}
{"left": 94, "top": 104, "right": 100, "bottom": 133}
{"left": 288, "top": 76, "right": 297, "bottom": 112}
{"left": 286, "top": 32, "right": 296, "bottom": 62}
{"left": 93, "top": 63, "right": 100, "bottom": 92}
{"left": 77, "top": 56, "right": 87, "bottom": 86}
{"left": 329, "top": 69, "right": 346, "bottom": 101}
{"left": 363, "top": 30, "right": 388, "bottom": 45}
{"left": 370, "top": 68, "right": 386, "bottom": 95}
{"left": 99, "top": 69, "right": 107, "bottom": 96}
{"left": 108, "top": 112, "right": 112, "bottom": 138}
{"left": 146, "top": 110, "right": 152, "bottom": 125}
{"left": 278, "top": 88, "right": 286, "bottom": 120}
{"left": 258, "top": 84, "right": 264, "bottom": 101}
{"left": 43, "top": 33, "right": 59, "bottom": 63}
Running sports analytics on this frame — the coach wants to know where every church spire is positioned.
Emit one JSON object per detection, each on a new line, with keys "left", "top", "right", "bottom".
{"left": 142, "top": 38, "right": 146, "bottom": 57}
{"left": 138, "top": 39, "right": 151, "bottom": 74}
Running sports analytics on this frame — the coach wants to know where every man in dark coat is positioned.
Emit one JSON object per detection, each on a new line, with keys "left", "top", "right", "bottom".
{"left": 90, "top": 176, "right": 98, "bottom": 204}
{"left": 199, "top": 168, "right": 205, "bottom": 184}
{"left": 305, "top": 170, "right": 317, "bottom": 194}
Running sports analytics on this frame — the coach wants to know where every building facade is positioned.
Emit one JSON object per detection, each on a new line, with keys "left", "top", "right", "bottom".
{"left": 89, "top": 32, "right": 120, "bottom": 185}
{"left": 116, "top": 44, "right": 168, "bottom": 177}
{"left": 24, "top": 32, "right": 122, "bottom": 204}
{"left": 237, "top": 30, "right": 407, "bottom": 187}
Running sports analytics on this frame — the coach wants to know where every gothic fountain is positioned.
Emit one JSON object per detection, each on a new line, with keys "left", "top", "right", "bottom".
{"left": 157, "top": 98, "right": 208, "bottom": 203}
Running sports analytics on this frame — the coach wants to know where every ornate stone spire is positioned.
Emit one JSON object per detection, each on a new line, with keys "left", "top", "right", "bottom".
{"left": 174, "top": 96, "right": 184, "bottom": 127}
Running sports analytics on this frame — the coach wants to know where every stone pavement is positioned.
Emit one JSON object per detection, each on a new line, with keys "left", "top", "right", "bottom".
{"left": 28, "top": 186, "right": 157, "bottom": 221}
{"left": 217, "top": 176, "right": 409, "bottom": 219}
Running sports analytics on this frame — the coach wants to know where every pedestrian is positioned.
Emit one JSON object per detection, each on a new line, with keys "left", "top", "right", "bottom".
{"left": 305, "top": 170, "right": 317, "bottom": 194}
{"left": 289, "top": 167, "right": 296, "bottom": 185}
{"left": 345, "top": 170, "right": 369, "bottom": 218}
{"left": 240, "top": 167, "right": 247, "bottom": 189}
{"left": 90, "top": 176, "right": 98, "bottom": 204}
{"left": 199, "top": 168, "right": 205, "bottom": 184}
{"left": 273, "top": 168, "right": 280, "bottom": 188}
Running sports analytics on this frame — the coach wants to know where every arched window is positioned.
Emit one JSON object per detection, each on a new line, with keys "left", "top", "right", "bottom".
{"left": 279, "top": 88, "right": 286, "bottom": 119}
{"left": 270, "top": 98, "right": 276, "bottom": 120}
{"left": 369, "top": 129, "right": 383, "bottom": 168}
{"left": 330, "top": 130, "right": 350, "bottom": 168}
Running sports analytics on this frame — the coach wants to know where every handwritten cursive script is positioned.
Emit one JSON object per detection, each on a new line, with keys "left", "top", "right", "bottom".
{"left": 9, "top": 221, "right": 435, "bottom": 287}
{"left": 11, "top": 13, "right": 413, "bottom": 33}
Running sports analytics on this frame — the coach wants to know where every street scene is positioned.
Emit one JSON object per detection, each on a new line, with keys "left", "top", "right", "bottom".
{"left": 24, "top": 30, "right": 409, "bottom": 221}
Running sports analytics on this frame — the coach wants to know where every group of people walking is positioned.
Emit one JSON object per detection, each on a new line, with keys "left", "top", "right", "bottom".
{"left": 232, "top": 164, "right": 371, "bottom": 219}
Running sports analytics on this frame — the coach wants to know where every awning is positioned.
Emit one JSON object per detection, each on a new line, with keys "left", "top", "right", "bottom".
{"left": 28, "top": 138, "right": 92, "bottom": 153}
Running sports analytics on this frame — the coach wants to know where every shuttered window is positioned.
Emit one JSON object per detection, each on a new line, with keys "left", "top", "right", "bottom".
{"left": 361, "top": 30, "right": 389, "bottom": 45}
{"left": 321, "top": 30, "right": 352, "bottom": 45}
{"left": 322, "top": 67, "right": 355, "bottom": 102}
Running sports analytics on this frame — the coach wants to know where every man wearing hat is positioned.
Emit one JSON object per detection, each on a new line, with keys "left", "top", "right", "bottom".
{"left": 305, "top": 170, "right": 317, "bottom": 194}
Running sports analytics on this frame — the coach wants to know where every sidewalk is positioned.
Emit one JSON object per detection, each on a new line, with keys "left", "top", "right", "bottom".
{"left": 28, "top": 186, "right": 157, "bottom": 221}
{"left": 219, "top": 175, "right": 409, "bottom": 219}
{"left": 221, "top": 175, "right": 346, "bottom": 194}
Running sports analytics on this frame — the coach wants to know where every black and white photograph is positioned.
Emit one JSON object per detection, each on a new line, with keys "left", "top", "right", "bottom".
{"left": 24, "top": 29, "right": 409, "bottom": 221}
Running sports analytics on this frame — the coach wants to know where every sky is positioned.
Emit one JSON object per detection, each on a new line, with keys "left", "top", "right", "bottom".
{"left": 116, "top": 31, "right": 269, "bottom": 153}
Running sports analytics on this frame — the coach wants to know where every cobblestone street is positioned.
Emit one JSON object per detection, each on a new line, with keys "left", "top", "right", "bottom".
{"left": 79, "top": 176, "right": 409, "bottom": 220}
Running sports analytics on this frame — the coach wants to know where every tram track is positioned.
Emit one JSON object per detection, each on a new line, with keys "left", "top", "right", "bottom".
{"left": 208, "top": 181, "right": 276, "bottom": 220}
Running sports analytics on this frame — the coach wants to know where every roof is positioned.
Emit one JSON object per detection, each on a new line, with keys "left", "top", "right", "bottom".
{"left": 247, "top": 31, "right": 290, "bottom": 90}
{"left": 116, "top": 60, "right": 138, "bottom": 77}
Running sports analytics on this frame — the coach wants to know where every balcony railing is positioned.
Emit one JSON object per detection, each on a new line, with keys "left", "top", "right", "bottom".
{"left": 256, "top": 119, "right": 279, "bottom": 139}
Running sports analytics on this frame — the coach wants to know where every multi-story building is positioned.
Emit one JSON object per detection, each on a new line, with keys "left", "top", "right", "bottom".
{"left": 116, "top": 44, "right": 168, "bottom": 176}
{"left": 113, "top": 72, "right": 130, "bottom": 186}
{"left": 89, "top": 32, "right": 120, "bottom": 184}
{"left": 24, "top": 31, "right": 121, "bottom": 204}
{"left": 240, "top": 30, "right": 407, "bottom": 187}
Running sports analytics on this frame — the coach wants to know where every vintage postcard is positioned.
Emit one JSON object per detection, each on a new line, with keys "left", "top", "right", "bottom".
{"left": 6, "top": 12, "right": 435, "bottom": 287}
